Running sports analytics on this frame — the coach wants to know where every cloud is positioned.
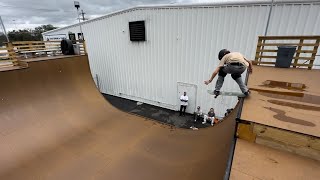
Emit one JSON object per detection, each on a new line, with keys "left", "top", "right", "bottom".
{"left": 0, "top": 0, "right": 193, "bottom": 31}
{"left": 0, "top": 0, "right": 273, "bottom": 31}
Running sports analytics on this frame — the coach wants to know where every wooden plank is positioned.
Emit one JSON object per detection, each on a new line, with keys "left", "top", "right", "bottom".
{"left": 12, "top": 41, "right": 46, "bottom": 45}
{"left": 0, "top": 59, "right": 17, "bottom": 63}
{"left": 15, "top": 45, "right": 46, "bottom": 48}
{"left": 5, "top": 42, "right": 16, "bottom": 60}
{"left": 236, "top": 123, "right": 256, "bottom": 142}
{"left": 83, "top": 40, "right": 87, "bottom": 55}
{"left": 0, "top": 51, "right": 16, "bottom": 55}
{"left": 0, "top": 56, "right": 17, "bottom": 60}
{"left": 296, "top": 50, "right": 317, "bottom": 53}
{"left": 256, "top": 55, "right": 277, "bottom": 59}
{"left": 256, "top": 61, "right": 275, "bottom": 65}
{"left": 258, "top": 36, "right": 320, "bottom": 40}
{"left": 258, "top": 43, "right": 317, "bottom": 46}
{"left": 257, "top": 62, "right": 312, "bottom": 67}
{"left": 235, "top": 123, "right": 320, "bottom": 161}
{"left": 291, "top": 63, "right": 313, "bottom": 67}
{"left": 255, "top": 37, "right": 263, "bottom": 64}
{"left": 309, "top": 39, "right": 320, "bottom": 70}
{"left": 17, "top": 60, "right": 29, "bottom": 68}
{"left": 293, "top": 39, "right": 304, "bottom": 68}
{"left": 255, "top": 137, "right": 320, "bottom": 161}
{"left": 0, "top": 56, "right": 12, "bottom": 59}
{"left": 256, "top": 49, "right": 278, "bottom": 53}
{"left": 253, "top": 124, "right": 320, "bottom": 150}
{"left": 256, "top": 49, "right": 316, "bottom": 53}
{"left": 18, "top": 48, "right": 46, "bottom": 52}
{"left": 293, "top": 57, "right": 314, "bottom": 60}
{"left": 44, "top": 44, "right": 60, "bottom": 46}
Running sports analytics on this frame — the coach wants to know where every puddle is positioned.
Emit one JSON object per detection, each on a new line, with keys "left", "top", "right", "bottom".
{"left": 250, "top": 88, "right": 320, "bottom": 105}
{"left": 264, "top": 107, "right": 315, "bottom": 127}
{"left": 268, "top": 100, "right": 320, "bottom": 111}
{"left": 260, "top": 80, "right": 306, "bottom": 91}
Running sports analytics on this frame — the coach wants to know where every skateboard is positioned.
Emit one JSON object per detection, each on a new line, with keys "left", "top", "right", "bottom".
{"left": 207, "top": 90, "right": 246, "bottom": 98}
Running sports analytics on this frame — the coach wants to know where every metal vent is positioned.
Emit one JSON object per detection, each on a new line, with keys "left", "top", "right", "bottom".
{"left": 129, "top": 21, "right": 145, "bottom": 42}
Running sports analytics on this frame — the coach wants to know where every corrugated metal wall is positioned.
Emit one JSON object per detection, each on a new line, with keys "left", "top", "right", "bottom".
{"left": 43, "top": 2, "right": 320, "bottom": 116}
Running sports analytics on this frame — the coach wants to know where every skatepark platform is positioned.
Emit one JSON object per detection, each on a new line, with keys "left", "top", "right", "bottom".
{"left": 1, "top": 55, "right": 319, "bottom": 180}
{"left": 232, "top": 65, "right": 320, "bottom": 179}
{"left": 0, "top": 55, "right": 238, "bottom": 180}
{"left": 230, "top": 139, "right": 320, "bottom": 180}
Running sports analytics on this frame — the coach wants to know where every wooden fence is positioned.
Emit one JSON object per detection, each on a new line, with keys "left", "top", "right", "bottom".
{"left": 254, "top": 36, "right": 320, "bottom": 70}
{"left": 0, "top": 40, "right": 87, "bottom": 68}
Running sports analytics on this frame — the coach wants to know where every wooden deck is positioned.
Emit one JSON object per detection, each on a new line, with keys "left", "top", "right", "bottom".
{"left": 241, "top": 65, "right": 320, "bottom": 137}
{"left": 231, "top": 139, "right": 320, "bottom": 180}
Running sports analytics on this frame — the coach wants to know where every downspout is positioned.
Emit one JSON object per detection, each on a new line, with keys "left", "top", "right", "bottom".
{"left": 265, "top": 0, "right": 275, "bottom": 36}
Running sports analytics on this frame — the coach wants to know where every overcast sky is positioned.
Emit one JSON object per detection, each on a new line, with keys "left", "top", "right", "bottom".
{"left": 0, "top": 0, "right": 270, "bottom": 31}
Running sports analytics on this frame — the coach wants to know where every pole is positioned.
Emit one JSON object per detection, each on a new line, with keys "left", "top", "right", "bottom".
{"left": 0, "top": 16, "right": 9, "bottom": 42}
{"left": 13, "top": 20, "right": 17, "bottom": 30}
{"left": 81, "top": 10, "right": 85, "bottom": 21}
{"left": 76, "top": 8, "right": 84, "bottom": 40}
{"left": 96, "top": 74, "right": 100, "bottom": 91}
{"left": 265, "top": 0, "right": 274, "bottom": 36}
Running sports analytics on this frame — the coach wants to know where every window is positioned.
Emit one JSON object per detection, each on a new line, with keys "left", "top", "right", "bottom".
{"left": 129, "top": 21, "right": 146, "bottom": 42}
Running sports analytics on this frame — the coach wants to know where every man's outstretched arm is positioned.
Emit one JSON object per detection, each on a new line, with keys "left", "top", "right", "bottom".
{"left": 245, "top": 58, "right": 253, "bottom": 73}
{"left": 204, "top": 66, "right": 221, "bottom": 85}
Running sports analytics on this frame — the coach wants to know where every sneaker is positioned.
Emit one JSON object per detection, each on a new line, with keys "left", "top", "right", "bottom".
{"left": 244, "top": 90, "right": 250, "bottom": 97}
{"left": 211, "top": 123, "right": 214, "bottom": 126}
{"left": 202, "top": 122, "right": 206, "bottom": 124}
{"left": 194, "top": 119, "right": 196, "bottom": 122}
{"left": 214, "top": 90, "right": 220, "bottom": 96}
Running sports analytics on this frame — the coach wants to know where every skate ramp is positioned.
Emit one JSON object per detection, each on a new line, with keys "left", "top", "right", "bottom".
{"left": 0, "top": 55, "right": 238, "bottom": 180}
{"left": 241, "top": 65, "right": 320, "bottom": 137}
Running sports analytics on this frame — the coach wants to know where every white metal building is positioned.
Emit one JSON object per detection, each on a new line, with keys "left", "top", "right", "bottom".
{"left": 43, "top": 0, "right": 320, "bottom": 116}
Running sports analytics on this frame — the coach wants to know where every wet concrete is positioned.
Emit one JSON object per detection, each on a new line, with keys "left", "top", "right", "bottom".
{"left": 250, "top": 88, "right": 320, "bottom": 105}
{"left": 259, "top": 92, "right": 320, "bottom": 105}
{"left": 250, "top": 88, "right": 304, "bottom": 97}
{"left": 241, "top": 65, "right": 320, "bottom": 137}
{"left": 103, "top": 94, "right": 212, "bottom": 129}
{"left": 260, "top": 80, "right": 306, "bottom": 91}
{"left": 268, "top": 99, "right": 320, "bottom": 111}
{"left": 264, "top": 107, "right": 316, "bottom": 127}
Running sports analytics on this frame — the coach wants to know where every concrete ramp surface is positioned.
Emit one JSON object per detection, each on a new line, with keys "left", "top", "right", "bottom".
{"left": 0, "top": 56, "right": 237, "bottom": 180}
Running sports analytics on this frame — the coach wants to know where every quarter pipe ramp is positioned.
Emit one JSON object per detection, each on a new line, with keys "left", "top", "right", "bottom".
{"left": 0, "top": 55, "right": 238, "bottom": 180}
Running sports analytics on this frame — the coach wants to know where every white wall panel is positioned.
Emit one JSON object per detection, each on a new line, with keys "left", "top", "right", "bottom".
{"left": 43, "top": 1, "right": 320, "bottom": 116}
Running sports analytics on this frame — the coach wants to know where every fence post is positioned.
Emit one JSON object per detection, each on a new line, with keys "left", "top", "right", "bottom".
{"left": 309, "top": 38, "right": 320, "bottom": 70}
{"left": 83, "top": 40, "right": 87, "bottom": 55}
{"left": 293, "top": 39, "right": 304, "bottom": 68}
{"left": 6, "top": 42, "right": 17, "bottom": 64}
{"left": 255, "top": 37, "right": 263, "bottom": 65}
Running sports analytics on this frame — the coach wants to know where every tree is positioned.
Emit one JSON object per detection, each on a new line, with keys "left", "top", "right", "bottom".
{"left": 0, "top": 32, "right": 7, "bottom": 46}
{"left": 8, "top": 29, "right": 34, "bottom": 41}
{"left": 33, "top": 24, "right": 57, "bottom": 40}
{"left": 0, "top": 24, "right": 58, "bottom": 45}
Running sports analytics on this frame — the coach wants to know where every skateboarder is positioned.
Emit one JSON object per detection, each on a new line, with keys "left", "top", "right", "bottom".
{"left": 204, "top": 49, "right": 253, "bottom": 96}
